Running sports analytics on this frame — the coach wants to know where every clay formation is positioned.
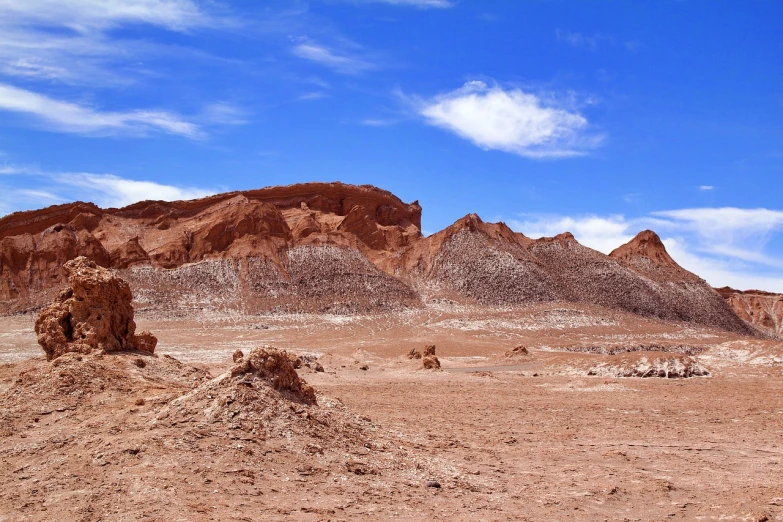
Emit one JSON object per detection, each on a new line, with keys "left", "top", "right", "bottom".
{"left": 34, "top": 256, "right": 157, "bottom": 360}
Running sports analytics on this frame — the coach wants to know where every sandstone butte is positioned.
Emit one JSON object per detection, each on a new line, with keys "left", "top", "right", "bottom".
{"left": 0, "top": 182, "right": 762, "bottom": 336}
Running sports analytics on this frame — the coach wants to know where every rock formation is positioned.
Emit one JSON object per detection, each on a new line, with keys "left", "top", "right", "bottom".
{"left": 34, "top": 256, "right": 157, "bottom": 360}
{"left": 230, "top": 346, "right": 316, "bottom": 404}
{"left": 716, "top": 287, "right": 783, "bottom": 338}
{"left": 0, "top": 182, "right": 762, "bottom": 335}
{"left": 505, "top": 345, "right": 529, "bottom": 358}
{"left": 422, "top": 345, "right": 441, "bottom": 370}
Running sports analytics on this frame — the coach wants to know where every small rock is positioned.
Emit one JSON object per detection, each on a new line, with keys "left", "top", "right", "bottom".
{"left": 359, "top": 364, "right": 369, "bottom": 371}
{"left": 426, "top": 480, "right": 441, "bottom": 488}
{"left": 232, "top": 350, "right": 244, "bottom": 363}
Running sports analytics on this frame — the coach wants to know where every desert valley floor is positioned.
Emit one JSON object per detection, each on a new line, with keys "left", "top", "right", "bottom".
{"left": 1, "top": 302, "right": 782, "bottom": 521}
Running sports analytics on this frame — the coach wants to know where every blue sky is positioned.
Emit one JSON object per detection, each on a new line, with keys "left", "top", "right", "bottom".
{"left": 0, "top": 0, "right": 782, "bottom": 290}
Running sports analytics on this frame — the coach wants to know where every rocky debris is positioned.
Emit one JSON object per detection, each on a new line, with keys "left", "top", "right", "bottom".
{"left": 230, "top": 346, "right": 316, "bottom": 404}
{"left": 407, "top": 347, "right": 423, "bottom": 360}
{"left": 232, "top": 349, "right": 245, "bottom": 362}
{"left": 586, "top": 352, "right": 710, "bottom": 378}
{"left": 34, "top": 257, "right": 157, "bottom": 360}
{"left": 1, "top": 351, "right": 209, "bottom": 417}
{"left": 505, "top": 345, "right": 529, "bottom": 358}
{"left": 422, "top": 345, "right": 441, "bottom": 370}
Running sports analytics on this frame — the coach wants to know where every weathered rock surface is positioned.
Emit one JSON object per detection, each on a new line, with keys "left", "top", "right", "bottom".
{"left": 230, "top": 346, "right": 316, "bottom": 404}
{"left": 0, "top": 182, "right": 761, "bottom": 335}
{"left": 505, "top": 345, "right": 529, "bottom": 358}
{"left": 34, "top": 257, "right": 157, "bottom": 360}
{"left": 587, "top": 352, "right": 710, "bottom": 378}
{"left": 422, "top": 345, "right": 441, "bottom": 370}
{"left": 716, "top": 287, "right": 783, "bottom": 338}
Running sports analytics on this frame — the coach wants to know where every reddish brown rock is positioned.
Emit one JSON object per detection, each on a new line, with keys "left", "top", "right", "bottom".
{"left": 421, "top": 345, "right": 441, "bottom": 370}
{"left": 34, "top": 257, "right": 156, "bottom": 360}
{"left": 716, "top": 287, "right": 783, "bottom": 338}
{"left": 505, "top": 345, "right": 529, "bottom": 358}
{"left": 230, "top": 346, "right": 316, "bottom": 404}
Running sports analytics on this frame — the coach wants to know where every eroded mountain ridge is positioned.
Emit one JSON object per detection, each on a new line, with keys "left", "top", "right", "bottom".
{"left": 0, "top": 182, "right": 756, "bottom": 335}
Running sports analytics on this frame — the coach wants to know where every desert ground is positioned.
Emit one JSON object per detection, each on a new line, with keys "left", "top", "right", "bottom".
{"left": 1, "top": 302, "right": 782, "bottom": 521}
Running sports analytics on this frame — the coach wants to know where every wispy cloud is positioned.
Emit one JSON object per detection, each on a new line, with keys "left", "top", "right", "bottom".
{"left": 699, "top": 185, "right": 714, "bottom": 191}
{"left": 0, "top": 0, "right": 209, "bottom": 31}
{"left": 297, "top": 92, "right": 329, "bottom": 101}
{"left": 58, "top": 172, "right": 215, "bottom": 207}
{"left": 555, "top": 30, "right": 605, "bottom": 51}
{"left": 291, "top": 41, "right": 375, "bottom": 74}
{"left": 556, "top": 29, "right": 638, "bottom": 53}
{"left": 0, "top": 165, "right": 215, "bottom": 215}
{"left": 360, "top": 118, "right": 397, "bottom": 127}
{"left": 0, "top": 0, "right": 219, "bottom": 85}
{"left": 341, "top": 0, "right": 453, "bottom": 7}
{"left": 0, "top": 83, "right": 202, "bottom": 138}
{"left": 409, "top": 81, "right": 603, "bottom": 159}
{"left": 509, "top": 207, "right": 783, "bottom": 291}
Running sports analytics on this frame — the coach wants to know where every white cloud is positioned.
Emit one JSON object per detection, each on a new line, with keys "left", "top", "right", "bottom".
{"left": 58, "top": 172, "right": 214, "bottom": 207}
{"left": 510, "top": 214, "right": 634, "bottom": 255}
{"left": 652, "top": 207, "right": 783, "bottom": 243}
{"left": 292, "top": 42, "right": 375, "bottom": 74}
{"left": 0, "top": 166, "right": 215, "bottom": 215}
{"left": 699, "top": 185, "right": 714, "bottom": 191}
{"left": 414, "top": 81, "right": 603, "bottom": 158}
{"left": 508, "top": 208, "right": 783, "bottom": 292}
{"left": 652, "top": 207, "right": 783, "bottom": 267}
{"left": 0, "top": 82, "right": 202, "bottom": 138}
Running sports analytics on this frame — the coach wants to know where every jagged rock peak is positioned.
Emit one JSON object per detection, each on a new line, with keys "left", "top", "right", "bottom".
{"left": 610, "top": 230, "right": 677, "bottom": 268}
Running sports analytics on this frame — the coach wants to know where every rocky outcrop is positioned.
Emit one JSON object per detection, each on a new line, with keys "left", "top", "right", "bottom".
{"left": 0, "top": 182, "right": 422, "bottom": 314}
{"left": 586, "top": 352, "right": 710, "bottom": 378}
{"left": 34, "top": 257, "right": 156, "bottom": 360}
{"left": 0, "top": 183, "right": 762, "bottom": 335}
{"left": 230, "top": 346, "right": 316, "bottom": 404}
{"left": 716, "top": 287, "right": 783, "bottom": 338}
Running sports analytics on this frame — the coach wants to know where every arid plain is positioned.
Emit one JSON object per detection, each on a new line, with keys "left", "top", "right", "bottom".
{"left": 1, "top": 183, "right": 782, "bottom": 521}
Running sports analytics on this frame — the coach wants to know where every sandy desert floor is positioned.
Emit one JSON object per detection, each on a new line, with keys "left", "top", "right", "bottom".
{"left": 1, "top": 303, "right": 782, "bottom": 521}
